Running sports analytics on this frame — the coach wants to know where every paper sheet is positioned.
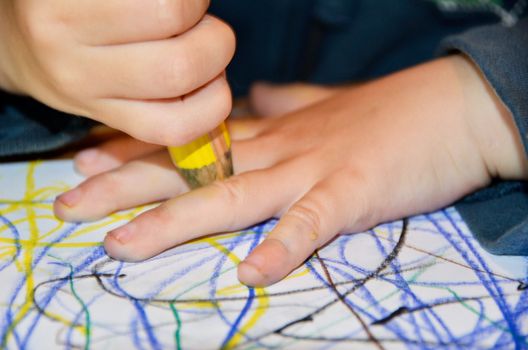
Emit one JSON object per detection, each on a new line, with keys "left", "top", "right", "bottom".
{"left": 0, "top": 160, "right": 526, "bottom": 349}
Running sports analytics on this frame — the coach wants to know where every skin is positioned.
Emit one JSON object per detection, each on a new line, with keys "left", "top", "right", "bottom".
{"left": 0, "top": 0, "right": 235, "bottom": 146}
{"left": 53, "top": 55, "right": 528, "bottom": 287}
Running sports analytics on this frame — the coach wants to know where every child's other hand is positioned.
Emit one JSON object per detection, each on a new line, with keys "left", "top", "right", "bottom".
{"left": 0, "top": 0, "right": 234, "bottom": 146}
{"left": 54, "top": 56, "right": 527, "bottom": 286}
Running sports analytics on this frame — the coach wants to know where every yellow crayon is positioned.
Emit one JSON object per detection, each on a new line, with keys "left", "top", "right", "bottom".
{"left": 168, "top": 122, "right": 233, "bottom": 189}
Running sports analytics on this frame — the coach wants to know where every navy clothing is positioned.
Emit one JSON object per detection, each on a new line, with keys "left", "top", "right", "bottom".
{"left": 0, "top": 91, "right": 94, "bottom": 157}
{"left": 210, "top": 0, "right": 525, "bottom": 92}
{"left": 438, "top": 21, "right": 528, "bottom": 254}
{"left": 1, "top": 0, "right": 527, "bottom": 254}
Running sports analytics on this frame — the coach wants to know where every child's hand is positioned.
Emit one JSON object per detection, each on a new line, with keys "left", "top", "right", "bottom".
{"left": 54, "top": 56, "right": 528, "bottom": 286}
{"left": 0, "top": 0, "right": 234, "bottom": 145}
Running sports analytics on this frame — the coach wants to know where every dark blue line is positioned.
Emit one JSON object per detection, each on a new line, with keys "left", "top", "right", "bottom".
{"left": 0, "top": 214, "right": 21, "bottom": 272}
{"left": 427, "top": 211, "right": 516, "bottom": 348}
{"left": 220, "top": 287, "right": 256, "bottom": 349}
{"left": 21, "top": 245, "right": 106, "bottom": 349}
{"left": 130, "top": 317, "right": 147, "bottom": 350}
{"left": 213, "top": 226, "right": 264, "bottom": 347}
{"left": 369, "top": 226, "right": 431, "bottom": 345}
{"left": 373, "top": 220, "right": 458, "bottom": 345}
{"left": 327, "top": 232, "right": 414, "bottom": 343}
{"left": 111, "top": 262, "right": 161, "bottom": 350}
{"left": 442, "top": 210, "right": 522, "bottom": 347}
{"left": 132, "top": 298, "right": 161, "bottom": 350}
{"left": 1, "top": 223, "right": 83, "bottom": 348}
{"left": 107, "top": 250, "right": 223, "bottom": 301}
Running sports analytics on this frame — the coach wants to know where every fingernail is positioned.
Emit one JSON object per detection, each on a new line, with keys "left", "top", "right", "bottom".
{"left": 107, "top": 225, "right": 134, "bottom": 245}
{"left": 238, "top": 260, "right": 266, "bottom": 287}
{"left": 75, "top": 148, "right": 99, "bottom": 165}
{"left": 56, "top": 188, "right": 82, "bottom": 208}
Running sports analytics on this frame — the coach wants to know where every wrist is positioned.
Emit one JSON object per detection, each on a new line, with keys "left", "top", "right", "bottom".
{"left": 451, "top": 54, "right": 528, "bottom": 181}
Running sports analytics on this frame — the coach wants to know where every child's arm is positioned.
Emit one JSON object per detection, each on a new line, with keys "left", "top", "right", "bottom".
{"left": 0, "top": 0, "right": 235, "bottom": 146}
{"left": 54, "top": 54, "right": 528, "bottom": 286}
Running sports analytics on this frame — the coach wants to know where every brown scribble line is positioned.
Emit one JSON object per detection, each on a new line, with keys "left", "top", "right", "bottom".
{"left": 315, "top": 250, "right": 385, "bottom": 350}
{"left": 376, "top": 235, "right": 519, "bottom": 283}
{"left": 262, "top": 219, "right": 409, "bottom": 347}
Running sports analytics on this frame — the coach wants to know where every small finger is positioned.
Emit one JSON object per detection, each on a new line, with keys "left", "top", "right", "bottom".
{"left": 91, "top": 15, "right": 235, "bottom": 99}
{"left": 74, "top": 136, "right": 162, "bottom": 177}
{"left": 55, "top": 151, "right": 187, "bottom": 222}
{"left": 103, "top": 156, "right": 320, "bottom": 262}
{"left": 249, "top": 82, "right": 339, "bottom": 117}
{"left": 94, "top": 73, "right": 232, "bottom": 146}
{"left": 238, "top": 174, "right": 353, "bottom": 286}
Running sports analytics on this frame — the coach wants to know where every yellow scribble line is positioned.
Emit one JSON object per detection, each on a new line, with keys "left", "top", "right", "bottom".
{"left": 0, "top": 238, "right": 100, "bottom": 248}
{"left": 1, "top": 162, "right": 146, "bottom": 347}
{"left": 203, "top": 236, "right": 269, "bottom": 350}
{"left": 3, "top": 162, "right": 39, "bottom": 345}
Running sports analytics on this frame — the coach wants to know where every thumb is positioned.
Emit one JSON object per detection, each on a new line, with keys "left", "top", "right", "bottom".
{"left": 249, "top": 82, "right": 339, "bottom": 117}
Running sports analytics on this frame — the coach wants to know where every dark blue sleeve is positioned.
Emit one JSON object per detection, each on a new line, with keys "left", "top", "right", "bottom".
{"left": 438, "top": 19, "right": 528, "bottom": 256}
{"left": 0, "top": 91, "right": 94, "bottom": 157}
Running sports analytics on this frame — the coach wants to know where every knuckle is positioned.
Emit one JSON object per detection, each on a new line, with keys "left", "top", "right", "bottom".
{"left": 353, "top": 193, "right": 378, "bottom": 230}
{"left": 211, "top": 177, "right": 247, "bottom": 209}
{"left": 80, "top": 170, "right": 125, "bottom": 213}
{"left": 159, "top": 0, "right": 209, "bottom": 34}
{"left": 166, "top": 51, "right": 195, "bottom": 94}
{"left": 161, "top": 18, "right": 235, "bottom": 96}
{"left": 221, "top": 21, "right": 237, "bottom": 60}
{"left": 183, "top": 0, "right": 211, "bottom": 23}
{"left": 96, "top": 170, "right": 125, "bottom": 196}
{"left": 144, "top": 205, "right": 173, "bottom": 228}
{"left": 206, "top": 16, "right": 236, "bottom": 62}
{"left": 14, "top": 3, "right": 74, "bottom": 53}
{"left": 341, "top": 170, "right": 378, "bottom": 230}
{"left": 158, "top": 1, "right": 187, "bottom": 33}
{"left": 211, "top": 79, "right": 233, "bottom": 121}
{"left": 286, "top": 201, "right": 324, "bottom": 235}
{"left": 14, "top": 3, "right": 49, "bottom": 46}
{"left": 159, "top": 78, "right": 231, "bottom": 146}
{"left": 50, "top": 68, "right": 81, "bottom": 96}
{"left": 211, "top": 177, "right": 247, "bottom": 230}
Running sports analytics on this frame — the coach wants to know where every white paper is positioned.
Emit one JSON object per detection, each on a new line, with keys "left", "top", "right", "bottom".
{"left": 0, "top": 160, "right": 526, "bottom": 349}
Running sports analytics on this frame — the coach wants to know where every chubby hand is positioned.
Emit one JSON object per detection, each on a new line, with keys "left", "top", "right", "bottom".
{"left": 54, "top": 56, "right": 527, "bottom": 286}
{"left": 0, "top": 0, "right": 234, "bottom": 145}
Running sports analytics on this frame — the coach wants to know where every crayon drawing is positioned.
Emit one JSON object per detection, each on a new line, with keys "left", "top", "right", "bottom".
{"left": 0, "top": 160, "right": 527, "bottom": 349}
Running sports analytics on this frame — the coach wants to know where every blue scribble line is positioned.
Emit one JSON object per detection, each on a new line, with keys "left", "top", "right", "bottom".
{"left": 0, "top": 214, "right": 21, "bottom": 272}
{"left": 1, "top": 188, "right": 527, "bottom": 350}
